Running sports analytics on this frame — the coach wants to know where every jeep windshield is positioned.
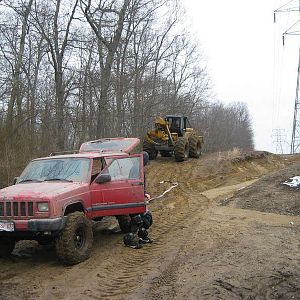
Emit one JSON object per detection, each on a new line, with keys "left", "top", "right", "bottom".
{"left": 17, "top": 158, "right": 91, "bottom": 183}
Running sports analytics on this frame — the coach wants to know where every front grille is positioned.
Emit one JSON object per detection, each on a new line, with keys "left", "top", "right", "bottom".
{"left": 0, "top": 201, "right": 34, "bottom": 217}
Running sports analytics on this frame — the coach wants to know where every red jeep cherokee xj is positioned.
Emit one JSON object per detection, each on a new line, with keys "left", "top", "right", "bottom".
{"left": 0, "top": 138, "right": 147, "bottom": 264}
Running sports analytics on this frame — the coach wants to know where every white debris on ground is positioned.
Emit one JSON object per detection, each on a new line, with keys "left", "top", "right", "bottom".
{"left": 282, "top": 176, "right": 300, "bottom": 188}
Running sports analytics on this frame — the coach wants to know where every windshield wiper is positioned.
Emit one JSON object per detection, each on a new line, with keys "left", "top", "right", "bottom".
{"left": 44, "top": 178, "right": 73, "bottom": 182}
{"left": 18, "top": 179, "right": 42, "bottom": 183}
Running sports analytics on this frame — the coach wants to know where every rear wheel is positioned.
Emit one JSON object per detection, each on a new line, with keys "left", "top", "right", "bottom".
{"left": 189, "top": 135, "right": 202, "bottom": 158}
{"left": 0, "top": 237, "right": 16, "bottom": 257}
{"left": 55, "top": 212, "right": 93, "bottom": 265}
{"left": 174, "top": 137, "right": 189, "bottom": 162}
{"left": 143, "top": 140, "right": 158, "bottom": 160}
{"left": 116, "top": 215, "right": 132, "bottom": 233}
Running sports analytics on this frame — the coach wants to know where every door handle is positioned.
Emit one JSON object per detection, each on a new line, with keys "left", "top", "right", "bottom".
{"left": 131, "top": 182, "right": 143, "bottom": 186}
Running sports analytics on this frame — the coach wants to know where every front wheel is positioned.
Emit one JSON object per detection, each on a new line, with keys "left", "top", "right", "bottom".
{"left": 174, "top": 137, "right": 189, "bottom": 162}
{"left": 55, "top": 212, "right": 93, "bottom": 265}
{"left": 0, "top": 237, "right": 16, "bottom": 257}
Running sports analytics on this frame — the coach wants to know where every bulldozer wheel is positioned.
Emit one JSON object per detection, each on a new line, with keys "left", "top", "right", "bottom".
{"left": 160, "top": 150, "right": 173, "bottom": 157}
{"left": 189, "top": 135, "right": 202, "bottom": 158}
{"left": 174, "top": 137, "right": 189, "bottom": 162}
{"left": 143, "top": 140, "right": 158, "bottom": 160}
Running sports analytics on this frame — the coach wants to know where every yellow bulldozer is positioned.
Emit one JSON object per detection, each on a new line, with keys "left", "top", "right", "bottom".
{"left": 143, "top": 115, "right": 204, "bottom": 162}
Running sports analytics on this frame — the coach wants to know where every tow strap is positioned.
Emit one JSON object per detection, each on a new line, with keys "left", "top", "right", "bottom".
{"left": 145, "top": 180, "right": 178, "bottom": 204}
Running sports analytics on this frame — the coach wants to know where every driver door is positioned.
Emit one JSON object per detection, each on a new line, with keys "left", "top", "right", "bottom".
{"left": 90, "top": 155, "right": 145, "bottom": 217}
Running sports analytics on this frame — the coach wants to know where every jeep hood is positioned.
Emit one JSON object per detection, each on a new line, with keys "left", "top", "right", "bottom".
{"left": 79, "top": 137, "right": 140, "bottom": 153}
{"left": 0, "top": 182, "right": 84, "bottom": 200}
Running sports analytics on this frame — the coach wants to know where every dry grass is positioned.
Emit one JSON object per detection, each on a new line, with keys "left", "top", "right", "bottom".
{"left": 218, "top": 148, "right": 243, "bottom": 162}
{"left": 218, "top": 149, "right": 270, "bottom": 164}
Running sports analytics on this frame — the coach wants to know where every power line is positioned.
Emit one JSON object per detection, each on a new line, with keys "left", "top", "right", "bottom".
{"left": 274, "top": 0, "right": 300, "bottom": 15}
{"left": 274, "top": 1, "right": 300, "bottom": 154}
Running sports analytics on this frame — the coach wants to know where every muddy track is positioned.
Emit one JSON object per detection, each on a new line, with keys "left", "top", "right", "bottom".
{"left": 80, "top": 158, "right": 213, "bottom": 300}
{"left": 0, "top": 153, "right": 297, "bottom": 300}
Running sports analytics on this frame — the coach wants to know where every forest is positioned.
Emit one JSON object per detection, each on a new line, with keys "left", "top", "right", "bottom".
{"left": 0, "top": 0, "right": 254, "bottom": 185}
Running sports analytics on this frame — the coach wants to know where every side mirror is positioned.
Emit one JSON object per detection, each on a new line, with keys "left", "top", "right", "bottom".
{"left": 95, "top": 174, "right": 111, "bottom": 184}
{"left": 13, "top": 177, "right": 19, "bottom": 185}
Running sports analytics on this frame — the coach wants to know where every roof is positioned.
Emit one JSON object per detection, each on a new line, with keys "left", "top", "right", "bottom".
{"left": 165, "top": 115, "right": 185, "bottom": 118}
{"left": 33, "top": 137, "right": 140, "bottom": 161}
{"left": 79, "top": 137, "right": 140, "bottom": 153}
{"left": 33, "top": 151, "right": 128, "bottom": 161}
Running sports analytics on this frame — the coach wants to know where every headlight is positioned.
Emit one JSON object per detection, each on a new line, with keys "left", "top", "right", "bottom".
{"left": 37, "top": 202, "right": 49, "bottom": 212}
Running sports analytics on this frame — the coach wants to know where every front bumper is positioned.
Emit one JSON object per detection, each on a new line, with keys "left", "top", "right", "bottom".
{"left": 0, "top": 217, "right": 66, "bottom": 233}
{"left": 28, "top": 217, "right": 66, "bottom": 231}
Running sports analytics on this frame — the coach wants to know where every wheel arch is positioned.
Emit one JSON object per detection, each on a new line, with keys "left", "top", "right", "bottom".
{"left": 63, "top": 201, "right": 85, "bottom": 216}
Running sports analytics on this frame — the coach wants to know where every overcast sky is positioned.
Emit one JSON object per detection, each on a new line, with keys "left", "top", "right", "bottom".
{"left": 181, "top": 0, "right": 300, "bottom": 153}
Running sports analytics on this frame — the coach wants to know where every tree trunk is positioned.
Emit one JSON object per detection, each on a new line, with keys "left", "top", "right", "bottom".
{"left": 6, "top": 0, "right": 33, "bottom": 131}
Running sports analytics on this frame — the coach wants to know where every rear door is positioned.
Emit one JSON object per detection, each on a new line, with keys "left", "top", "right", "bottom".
{"left": 90, "top": 154, "right": 145, "bottom": 217}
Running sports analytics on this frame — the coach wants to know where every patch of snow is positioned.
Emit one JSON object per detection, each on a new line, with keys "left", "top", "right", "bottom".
{"left": 282, "top": 176, "right": 300, "bottom": 188}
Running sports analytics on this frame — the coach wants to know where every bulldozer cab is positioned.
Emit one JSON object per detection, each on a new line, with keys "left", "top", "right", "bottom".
{"left": 165, "top": 116, "right": 189, "bottom": 137}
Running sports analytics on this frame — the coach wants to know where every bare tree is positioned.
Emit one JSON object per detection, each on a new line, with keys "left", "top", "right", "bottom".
{"left": 3, "top": 0, "right": 34, "bottom": 131}
{"left": 82, "top": 0, "right": 130, "bottom": 137}
{"left": 32, "top": 0, "right": 79, "bottom": 150}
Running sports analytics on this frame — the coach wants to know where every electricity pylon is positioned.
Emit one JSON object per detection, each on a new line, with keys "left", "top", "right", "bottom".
{"left": 274, "top": 1, "right": 300, "bottom": 153}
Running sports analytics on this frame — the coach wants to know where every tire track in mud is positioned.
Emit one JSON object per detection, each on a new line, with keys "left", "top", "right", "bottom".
{"left": 81, "top": 212, "right": 204, "bottom": 300}
{"left": 84, "top": 157, "right": 217, "bottom": 299}
{"left": 80, "top": 219, "right": 192, "bottom": 298}
{"left": 125, "top": 156, "right": 283, "bottom": 300}
{"left": 74, "top": 158, "right": 210, "bottom": 300}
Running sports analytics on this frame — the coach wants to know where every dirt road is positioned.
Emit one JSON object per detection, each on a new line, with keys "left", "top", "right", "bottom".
{"left": 0, "top": 152, "right": 299, "bottom": 300}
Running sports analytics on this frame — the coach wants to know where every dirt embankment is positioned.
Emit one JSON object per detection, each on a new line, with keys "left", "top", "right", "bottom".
{"left": 226, "top": 161, "right": 300, "bottom": 216}
{"left": 0, "top": 151, "right": 299, "bottom": 300}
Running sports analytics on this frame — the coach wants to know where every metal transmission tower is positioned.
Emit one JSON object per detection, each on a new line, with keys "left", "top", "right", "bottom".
{"left": 272, "top": 129, "right": 287, "bottom": 154}
{"left": 274, "top": 1, "right": 300, "bottom": 153}
{"left": 291, "top": 49, "right": 300, "bottom": 153}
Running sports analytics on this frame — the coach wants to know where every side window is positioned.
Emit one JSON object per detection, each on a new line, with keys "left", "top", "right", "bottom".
{"left": 102, "top": 157, "right": 140, "bottom": 181}
{"left": 106, "top": 160, "right": 123, "bottom": 180}
{"left": 120, "top": 157, "right": 140, "bottom": 179}
{"left": 91, "top": 158, "right": 105, "bottom": 182}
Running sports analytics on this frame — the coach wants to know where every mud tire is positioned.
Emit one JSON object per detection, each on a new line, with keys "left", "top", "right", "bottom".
{"left": 116, "top": 215, "right": 132, "bottom": 233}
{"left": 143, "top": 140, "right": 158, "bottom": 160}
{"left": 174, "top": 137, "right": 189, "bottom": 162}
{"left": 189, "top": 135, "right": 202, "bottom": 158}
{"left": 55, "top": 212, "right": 93, "bottom": 265}
{"left": 0, "top": 237, "right": 15, "bottom": 257}
{"left": 160, "top": 150, "right": 173, "bottom": 157}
